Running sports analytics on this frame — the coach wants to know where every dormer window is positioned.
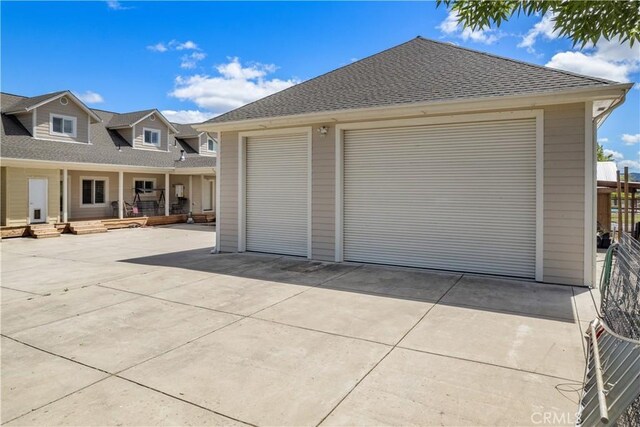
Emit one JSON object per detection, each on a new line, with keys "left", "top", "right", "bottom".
{"left": 207, "top": 138, "right": 217, "bottom": 152}
{"left": 143, "top": 128, "right": 161, "bottom": 146}
{"left": 50, "top": 114, "right": 77, "bottom": 137}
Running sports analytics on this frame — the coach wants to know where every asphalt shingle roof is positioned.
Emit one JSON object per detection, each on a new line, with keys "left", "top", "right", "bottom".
{"left": 1, "top": 90, "right": 66, "bottom": 113}
{"left": 207, "top": 37, "right": 618, "bottom": 124}
{"left": 172, "top": 122, "right": 201, "bottom": 138}
{"left": 105, "top": 109, "right": 156, "bottom": 128}
{"left": 0, "top": 93, "right": 215, "bottom": 170}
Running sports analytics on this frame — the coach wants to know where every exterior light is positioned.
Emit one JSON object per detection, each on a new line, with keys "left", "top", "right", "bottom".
{"left": 180, "top": 150, "right": 186, "bottom": 161}
{"left": 318, "top": 126, "right": 328, "bottom": 136}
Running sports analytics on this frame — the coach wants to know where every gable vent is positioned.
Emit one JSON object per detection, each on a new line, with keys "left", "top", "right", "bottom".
{"left": 150, "top": 114, "right": 156, "bottom": 121}
{"left": 59, "top": 97, "right": 68, "bottom": 105}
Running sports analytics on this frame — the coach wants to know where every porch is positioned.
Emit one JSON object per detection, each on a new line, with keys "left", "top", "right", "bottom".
{"left": 60, "top": 169, "right": 216, "bottom": 223}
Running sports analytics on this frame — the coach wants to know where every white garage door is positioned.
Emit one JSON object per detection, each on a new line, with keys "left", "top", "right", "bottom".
{"left": 343, "top": 118, "right": 537, "bottom": 278}
{"left": 246, "top": 133, "right": 308, "bottom": 256}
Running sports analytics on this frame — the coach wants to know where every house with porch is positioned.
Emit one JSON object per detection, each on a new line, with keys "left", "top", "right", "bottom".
{"left": 0, "top": 90, "right": 216, "bottom": 237}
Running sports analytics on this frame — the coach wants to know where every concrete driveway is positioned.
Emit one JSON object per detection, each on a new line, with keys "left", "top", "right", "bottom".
{"left": 1, "top": 225, "right": 599, "bottom": 426}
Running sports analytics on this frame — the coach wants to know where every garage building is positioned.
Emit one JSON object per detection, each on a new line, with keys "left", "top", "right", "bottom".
{"left": 197, "top": 37, "right": 631, "bottom": 286}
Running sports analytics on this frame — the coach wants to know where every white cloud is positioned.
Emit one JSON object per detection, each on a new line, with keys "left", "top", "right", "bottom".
{"left": 598, "top": 137, "right": 609, "bottom": 143}
{"left": 180, "top": 52, "right": 207, "bottom": 69}
{"left": 518, "top": 13, "right": 559, "bottom": 53}
{"left": 603, "top": 149, "right": 624, "bottom": 161}
{"left": 546, "top": 38, "right": 640, "bottom": 82}
{"left": 622, "top": 133, "right": 640, "bottom": 145}
{"left": 174, "top": 41, "right": 198, "bottom": 51}
{"left": 148, "top": 40, "right": 200, "bottom": 54}
{"left": 170, "top": 57, "right": 298, "bottom": 113}
{"left": 147, "top": 43, "right": 168, "bottom": 53}
{"left": 161, "top": 110, "right": 215, "bottom": 124}
{"left": 618, "top": 160, "right": 640, "bottom": 172}
{"left": 75, "top": 90, "right": 104, "bottom": 104}
{"left": 106, "top": 0, "right": 131, "bottom": 10}
{"left": 438, "top": 11, "right": 499, "bottom": 45}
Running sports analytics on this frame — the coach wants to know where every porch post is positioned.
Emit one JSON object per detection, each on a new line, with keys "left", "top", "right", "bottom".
{"left": 118, "top": 171, "right": 124, "bottom": 219}
{"left": 62, "top": 169, "right": 68, "bottom": 223}
{"left": 201, "top": 175, "right": 205, "bottom": 213}
{"left": 188, "top": 175, "right": 193, "bottom": 212}
{"left": 164, "top": 173, "right": 170, "bottom": 216}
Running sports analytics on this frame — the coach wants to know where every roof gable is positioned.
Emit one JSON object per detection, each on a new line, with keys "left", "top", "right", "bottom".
{"left": 106, "top": 109, "right": 178, "bottom": 133}
{"left": 3, "top": 90, "right": 101, "bottom": 122}
{"left": 206, "top": 37, "right": 622, "bottom": 125}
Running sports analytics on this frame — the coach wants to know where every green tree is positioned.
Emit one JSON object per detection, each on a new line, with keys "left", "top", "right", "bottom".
{"left": 597, "top": 143, "right": 614, "bottom": 162}
{"left": 436, "top": 0, "right": 640, "bottom": 47}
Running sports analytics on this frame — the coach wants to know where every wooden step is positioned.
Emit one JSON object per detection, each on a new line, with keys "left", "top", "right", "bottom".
{"left": 69, "top": 221, "right": 108, "bottom": 235}
{"left": 29, "top": 224, "right": 61, "bottom": 238}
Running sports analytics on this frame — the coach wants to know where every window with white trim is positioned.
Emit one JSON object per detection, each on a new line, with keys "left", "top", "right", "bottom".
{"left": 50, "top": 114, "right": 77, "bottom": 137}
{"left": 207, "top": 138, "right": 217, "bottom": 152}
{"left": 81, "top": 178, "right": 107, "bottom": 206}
{"left": 134, "top": 179, "right": 155, "bottom": 194}
{"left": 143, "top": 128, "right": 161, "bottom": 146}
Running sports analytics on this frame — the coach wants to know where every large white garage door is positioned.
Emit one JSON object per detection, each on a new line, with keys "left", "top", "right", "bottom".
{"left": 246, "top": 133, "right": 308, "bottom": 256}
{"left": 343, "top": 118, "right": 537, "bottom": 278}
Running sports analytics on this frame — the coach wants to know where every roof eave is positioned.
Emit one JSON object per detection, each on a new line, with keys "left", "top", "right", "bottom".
{"left": 5, "top": 91, "right": 102, "bottom": 123}
{"left": 196, "top": 83, "right": 633, "bottom": 133}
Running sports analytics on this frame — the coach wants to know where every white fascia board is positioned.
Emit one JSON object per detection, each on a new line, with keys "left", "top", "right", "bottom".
{"left": 172, "top": 167, "right": 216, "bottom": 175}
{"left": 0, "top": 158, "right": 174, "bottom": 173}
{"left": 195, "top": 84, "right": 632, "bottom": 133}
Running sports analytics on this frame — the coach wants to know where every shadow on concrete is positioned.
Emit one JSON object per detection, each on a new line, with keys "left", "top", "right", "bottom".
{"left": 119, "top": 248, "right": 579, "bottom": 323}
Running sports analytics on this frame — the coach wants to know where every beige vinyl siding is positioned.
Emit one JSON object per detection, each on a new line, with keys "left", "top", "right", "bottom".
{"left": 219, "top": 131, "right": 239, "bottom": 252}
{"left": 1, "top": 167, "right": 7, "bottom": 225}
{"left": 35, "top": 99, "right": 89, "bottom": 143}
{"left": 117, "top": 127, "right": 134, "bottom": 146}
{"left": 311, "top": 123, "right": 336, "bottom": 261}
{"left": 2, "top": 167, "right": 60, "bottom": 226}
{"left": 14, "top": 112, "right": 33, "bottom": 135}
{"left": 216, "top": 103, "right": 588, "bottom": 285}
{"left": 68, "top": 171, "right": 118, "bottom": 219}
{"left": 542, "top": 103, "right": 585, "bottom": 285}
{"left": 199, "top": 134, "right": 217, "bottom": 156}
{"left": 133, "top": 117, "right": 168, "bottom": 151}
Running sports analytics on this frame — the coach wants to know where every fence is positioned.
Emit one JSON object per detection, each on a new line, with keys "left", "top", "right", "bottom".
{"left": 579, "top": 233, "right": 640, "bottom": 426}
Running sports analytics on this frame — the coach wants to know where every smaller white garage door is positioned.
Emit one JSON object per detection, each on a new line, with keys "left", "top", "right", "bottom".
{"left": 246, "top": 133, "right": 308, "bottom": 256}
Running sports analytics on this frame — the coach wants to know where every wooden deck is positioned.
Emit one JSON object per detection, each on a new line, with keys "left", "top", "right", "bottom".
{"left": 1, "top": 213, "right": 215, "bottom": 239}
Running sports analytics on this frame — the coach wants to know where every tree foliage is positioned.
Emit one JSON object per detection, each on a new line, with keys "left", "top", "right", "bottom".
{"left": 597, "top": 143, "right": 614, "bottom": 162}
{"left": 436, "top": 0, "right": 640, "bottom": 47}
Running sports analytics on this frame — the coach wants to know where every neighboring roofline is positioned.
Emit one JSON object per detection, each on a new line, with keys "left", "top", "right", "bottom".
{"left": 196, "top": 83, "right": 633, "bottom": 132}
{"left": 108, "top": 109, "right": 179, "bottom": 133}
{"left": 4, "top": 90, "right": 102, "bottom": 122}
{"left": 0, "top": 157, "right": 214, "bottom": 173}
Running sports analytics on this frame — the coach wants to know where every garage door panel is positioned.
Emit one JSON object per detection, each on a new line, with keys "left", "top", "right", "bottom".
{"left": 343, "top": 118, "right": 537, "bottom": 278}
{"left": 246, "top": 133, "right": 308, "bottom": 257}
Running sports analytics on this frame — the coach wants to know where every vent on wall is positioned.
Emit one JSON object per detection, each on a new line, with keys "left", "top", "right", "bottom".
{"left": 150, "top": 114, "right": 156, "bottom": 121}
{"left": 59, "top": 97, "right": 68, "bottom": 105}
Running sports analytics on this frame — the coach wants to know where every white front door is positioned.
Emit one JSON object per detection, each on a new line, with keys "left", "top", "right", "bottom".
{"left": 28, "top": 178, "right": 48, "bottom": 224}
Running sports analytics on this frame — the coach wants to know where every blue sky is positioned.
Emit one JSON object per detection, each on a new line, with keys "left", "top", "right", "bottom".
{"left": 2, "top": 1, "right": 639, "bottom": 170}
